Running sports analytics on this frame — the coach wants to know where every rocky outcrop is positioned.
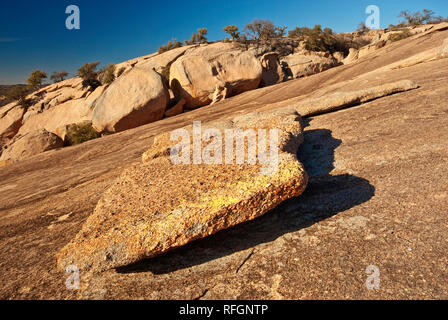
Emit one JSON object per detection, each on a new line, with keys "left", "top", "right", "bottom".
{"left": 0, "top": 129, "right": 63, "bottom": 162}
{"left": 343, "top": 48, "right": 359, "bottom": 64}
{"left": 92, "top": 67, "right": 170, "bottom": 133}
{"left": 260, "top": 52, "right": 284, "bottom": 87}
{"left": 56, "top": 109, "right": 308, "bottom": 272}
{"left": 169, "top": 43, "right": 263, "bottom": 109}
{"left": 18, "top": 99, "right": 93, "bottom": 136}
{"left": 0, "top": 104, "right": 23, "bottom": 147}
{"left": 281, "top": 52, "right": 338, "bottom": 79}
{"left": 287, "top": 80, "right": 419, "bottom": 117}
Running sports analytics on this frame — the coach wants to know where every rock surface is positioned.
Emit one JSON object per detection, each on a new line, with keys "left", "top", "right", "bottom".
{"left": 441, "top": 38, "right": 448, "bottom": 58}
{"left": 0, "top": 129, "right": 63, "bottom": 162}
{"left": 281, "top": 53, "right": 338, "bottom": 79}
{"left": 56, "top": 109, "right": 308, "bottom": 272}
{"left": 18, "top": 99, "right": 93, "bottom": 136}
{"left": 288, "top": 80, "right": 419, "bottom": 117}
{"left": 260, "top": 52, "right": 284, "bottom": 87}
{"left": 0, "top": 105, "right": 23, "bottom": 147}
{"left": 169, "top": 43, "right": 263, "bottom": 109}
{"left": 164, "top": 98, "right": 186, "bottom": 118}
{"left": 0, "top": 26, "right": 447, "bottom": 300}
{"left": 92, "top": 67, "right": 170, "bottom": 133}
{"left": 343, "top": 48, "right": 359, "bottom": 64}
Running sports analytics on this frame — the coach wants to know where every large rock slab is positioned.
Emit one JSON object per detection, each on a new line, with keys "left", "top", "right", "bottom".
{"left": 92, "top": 67, "right": 169, "bottom": 133}
{"left": 169, "top": 43, "right": 262, "bottom": 109}
{"left": 56, "top": 109, "right": 308, "bottom": 272}
{"left": 288, "top": 80, "right": 419, "bottom": 117}
{"left": 0, "top": 129, "right": 63, "bottom": 162}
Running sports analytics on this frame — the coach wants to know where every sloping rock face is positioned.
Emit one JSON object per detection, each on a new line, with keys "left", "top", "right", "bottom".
{"left": 92, "top": 67, "right": 170, "bottom": 133}
{"left": 0, "top": 129, "right": 63, "bottom": 162}
{"left": 441, "top": 38, "right": 448, "bottom": 58}
{"left": 0, "top": 104, "right": 23, "bottom": 148}
{"left": 56, "top": 109, "right": 308, "bottom": 273}
{"left": 281, "top": 52, "right": 338, "bottom": 79}
{"left": 169, "top": 43, "right": 263, "bottom": 109}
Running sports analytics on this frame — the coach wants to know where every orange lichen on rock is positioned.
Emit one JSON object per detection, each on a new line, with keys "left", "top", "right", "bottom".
{"left": 56, "top": 109, "right": 308, "bottom": 273}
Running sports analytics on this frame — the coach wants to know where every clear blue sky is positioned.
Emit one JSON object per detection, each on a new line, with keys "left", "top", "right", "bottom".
{"left": 1, "top": 0, "right": 447, "bottom": 84}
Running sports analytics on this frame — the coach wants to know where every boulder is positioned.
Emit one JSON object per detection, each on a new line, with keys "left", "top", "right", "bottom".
{"left": 169, "top": 43, "right": 263, "bottom": 109}
{"left": 0, "top": 129, "right": 64, "bottom": 162}
{"left": 260, "top": 52, "right": 284, "bottom": 87}
{"left": 281, "top": 53, "right": 338, "bottom": 79}
{"left": 18, "top": 99, "right": 93, "bottom": 136}
{"left": 0, "top": 105, "right": 24, "bottom": 147}
{"left": 56, "top": 109, "right": 308, "bottom": 272}
{"left": 92, "top": 67, "right": 169, "bottom": 133}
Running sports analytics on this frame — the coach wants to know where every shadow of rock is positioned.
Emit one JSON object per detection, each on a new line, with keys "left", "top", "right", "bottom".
{"left": 117, "top": 127, "right": 375, "bottom": 275}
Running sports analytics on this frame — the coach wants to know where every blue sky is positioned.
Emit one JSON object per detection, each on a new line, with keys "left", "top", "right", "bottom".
{"left": 1, "top": 0, "right": 447, "bottom": 84}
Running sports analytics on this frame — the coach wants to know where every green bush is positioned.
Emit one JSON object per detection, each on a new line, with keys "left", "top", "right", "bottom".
{"left": 102, "top": 64, "right": 116, "bottom": 85}
{"left": 66, "top": 122, "right": 101, "bottom": 145}
{"left": 27, "top": 70, "right": 47, "bottom": 90}
{"left": 244, "top": 19, "right": 285, "bottom": 41}
{"left": 50, "top": 71, "right": 69, "bottom": 83}
{"left": 184, "top": 29, "right": 208, "bottom": 45}
{"left": 389, "top": 30, "right": 413, "bottom": 42}
{"left": 223, "top": 25, "right": 240, "bottom": 40}
{"left": 289, "top": 25, "right": 349, "bottom": 54}
{"left": 398, "top": 9, "right": 436, "bottom": 26}
{"left": 78, "top": 62, "right": 101, "bottom": 90}
{"left": 158, "top": 39, "right": 183, "bottom": 53}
